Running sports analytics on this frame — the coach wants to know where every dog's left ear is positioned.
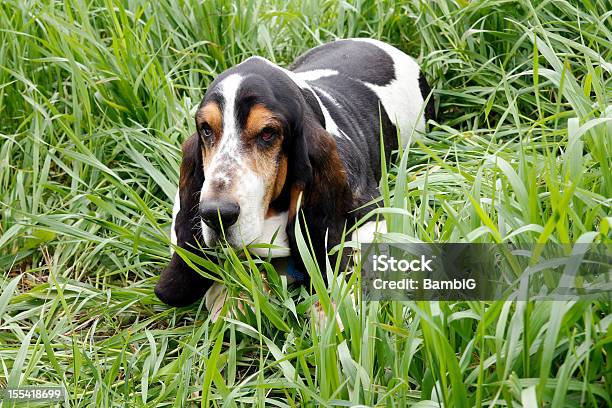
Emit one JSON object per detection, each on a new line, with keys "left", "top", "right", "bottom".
{"left": 155, "top": 133, "right": 213, "bottom": 307}
{"left": 285, "top": 113, "right": 353, "bottom": 281}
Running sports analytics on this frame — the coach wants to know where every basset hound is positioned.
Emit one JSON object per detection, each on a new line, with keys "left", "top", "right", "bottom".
{"left": 154, "top": 38, "right": 434, "bottom": 307}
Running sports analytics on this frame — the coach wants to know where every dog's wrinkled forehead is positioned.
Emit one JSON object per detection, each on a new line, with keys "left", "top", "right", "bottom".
{"left": 198, "top": 58, "right": 303, "bottom": 133}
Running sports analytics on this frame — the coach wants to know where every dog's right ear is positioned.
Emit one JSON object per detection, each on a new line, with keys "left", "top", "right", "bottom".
{"left": 285, "top": 107, "right": 354, "bottom": 284}
{"left": 154, "top": 133, "right": 213, "bottom": 307}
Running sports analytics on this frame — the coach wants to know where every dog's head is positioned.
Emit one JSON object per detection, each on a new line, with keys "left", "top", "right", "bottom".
{"left": 195, "top": 59, "right": 308, "bottom": 247}
{"left": 155, "top": 57, "right": 351, "bottom": 306}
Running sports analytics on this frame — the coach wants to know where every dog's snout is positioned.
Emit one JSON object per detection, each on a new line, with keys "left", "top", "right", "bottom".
{"left": 199, "top": 200, "right": 240, "bottom": 232}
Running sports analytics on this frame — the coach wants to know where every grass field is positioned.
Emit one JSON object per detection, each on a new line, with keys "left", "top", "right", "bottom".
{"left": 1, "top": 0, "right": 611, "bottom": 406}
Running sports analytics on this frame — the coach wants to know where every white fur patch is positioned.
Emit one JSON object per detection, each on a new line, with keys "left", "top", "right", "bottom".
{"left": 295, "top": 69, "right": 338, "bottom": 81}
{"left": 310, "top": 86, "right": 348, "bottom": 140}
{"left": 350, "top": 220, "right": 388, "bottom": 270}
{"left": 351, "top": 220, "right": 388, "bottom": 243}
{"left": 350, "top": 38, "right": 426, "bottom": 145}
{"left": 249, "top": 211, "right": 290, "bottom": 258}
{"left": 233, "top": 166, "right": 266, "bottom": 245}
{"left": 311, "top": 300, "right": 344, "bottom": 332}
{"left": 200, "top": 165, "right": 267, "bottom": 248}
{"left": 204, "top": 282, "right": 227, "bottom": 322}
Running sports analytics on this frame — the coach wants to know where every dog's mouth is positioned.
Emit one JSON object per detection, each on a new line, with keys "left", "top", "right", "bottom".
{"left": 200, "top": 212, "right": 290, "bottom": 257}
{"left": 200, "top": 219, "right": 258, "bottom": 249}
{"left": 201, "top": 222, "right": 237, "bottom": 248}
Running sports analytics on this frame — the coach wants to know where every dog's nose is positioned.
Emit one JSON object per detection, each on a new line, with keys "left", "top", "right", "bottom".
{"left": 199, "top": 200, "right": 240, "bottom": 232}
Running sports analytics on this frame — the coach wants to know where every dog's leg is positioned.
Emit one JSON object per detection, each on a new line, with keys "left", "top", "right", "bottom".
{"left": 204, "top": 272, "right": 273, "bottom": 322}
{"left": 204, "top": 282, "right": 228, "bottom": 322}
{"left": 311, "top": 299, "right": 344, "bottom": 332}
{"left": 351, "top": 219, "right": 388, "bottom": 243}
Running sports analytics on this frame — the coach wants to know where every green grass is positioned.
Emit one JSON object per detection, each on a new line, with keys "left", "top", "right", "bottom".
{"left": 1, "top": 0, "right": 611, "bottom": 406}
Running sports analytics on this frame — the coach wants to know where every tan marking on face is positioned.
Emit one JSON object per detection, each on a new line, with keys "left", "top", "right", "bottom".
{"left": 244, "top": 104, "right": 278, "bottom": 139}
{"left": 244, "top": 104, "right": 285, "bottom": 213}
{"left": 196, "top": 102, "right": 223, "bottom": 169}
{"left": 264, "top": 154, "right": 288, "bottom": 218}
{"left": 266, "top": 154, "right": 287, "bottom": 218}
{"left": 288, "top": 184, "right": 304, "bottom": 221}
{"left": 272, "top": 155, "right": 287, "bottom": 200}
{"left": 247, "top": 144, "right": 283, "bottom": 204}
{"left": 266, "top": 207, "right": 279, "bottom": 218}
{"left": 197, "top": 103, "right": 222, "bottom": 132}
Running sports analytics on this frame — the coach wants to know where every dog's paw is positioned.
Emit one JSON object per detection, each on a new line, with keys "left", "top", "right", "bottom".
{"left": 204, "top": 273, "right": 271, "bottom": 322}
{"left": 204, "top": 282, "right": 228, "bottom": 322}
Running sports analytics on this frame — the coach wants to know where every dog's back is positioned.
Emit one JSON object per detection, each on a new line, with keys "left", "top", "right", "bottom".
{"left": 286, "top": 38, "right": 432, "bottom": 208}
{"left": 290, "top": 38, "right": 432, "bottom": 147}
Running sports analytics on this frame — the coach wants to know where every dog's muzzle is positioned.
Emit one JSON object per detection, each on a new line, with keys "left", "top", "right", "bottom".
{"left": 199, "top": 199, "right": 240, "bottom": 234}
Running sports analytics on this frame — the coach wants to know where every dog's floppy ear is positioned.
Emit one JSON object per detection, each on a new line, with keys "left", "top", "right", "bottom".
{"left": 286, "top": 112, "right": 354, "bottom": 281}
{"left": 155, "top": 133, "right": 213, "bottom": 306}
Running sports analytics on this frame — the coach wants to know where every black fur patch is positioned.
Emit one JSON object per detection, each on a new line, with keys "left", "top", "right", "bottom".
{"left": 419, "top": 74, "right": 436, "bottom": 122}
{"left": 290, "top": 39, "right": 395, "bottom": 86}
{"left": 154, "top": 134, "right": 213, "bottom": 306}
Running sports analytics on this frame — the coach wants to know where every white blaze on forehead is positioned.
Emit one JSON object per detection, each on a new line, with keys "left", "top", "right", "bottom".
{"left": 201, "top": 73, "right": 243, "bottom": 198}
{"left": 215, "top": 73, "right": 244, "bottom": 164}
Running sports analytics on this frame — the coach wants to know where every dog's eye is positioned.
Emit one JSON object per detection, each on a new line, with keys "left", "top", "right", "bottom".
{"left": 201, "top": 124, "right": 213, "bottom": 140}
{"left": 259, "top": 127, "right": 277, "bottom": 143}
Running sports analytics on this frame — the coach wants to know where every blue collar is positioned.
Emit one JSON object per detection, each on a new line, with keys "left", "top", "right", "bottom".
{"left": 286, "top": 257, "right": 305, "bottom": 283}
